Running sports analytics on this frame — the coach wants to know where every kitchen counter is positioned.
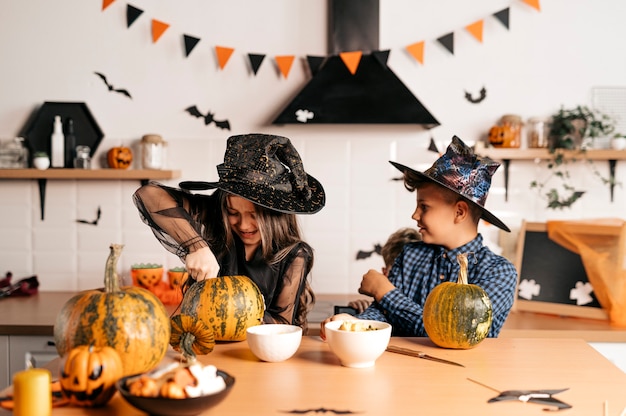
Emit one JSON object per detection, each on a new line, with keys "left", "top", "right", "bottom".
{"left": 2, "top": 292, "right": 626, "bottom": 341}
{"left": 2, "top": 336, "right": 626, "bottom": 415}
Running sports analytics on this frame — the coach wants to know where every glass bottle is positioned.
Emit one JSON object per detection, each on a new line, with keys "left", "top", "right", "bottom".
{"left": 64, "top": 118, "right": 76, "bottom": 168}
{"left": 73, "top": 145, "right": 91, "bottom": 169}
{"left": 141, "top": 134, "right": 166, "bottom": 169}
{"left": 527, "top": 117, "right": 549, "bottom": 148}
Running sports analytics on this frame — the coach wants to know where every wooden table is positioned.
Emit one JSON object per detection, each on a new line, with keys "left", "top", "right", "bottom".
{"left": 2, "top": 336, "right": 626, "bottom": 415}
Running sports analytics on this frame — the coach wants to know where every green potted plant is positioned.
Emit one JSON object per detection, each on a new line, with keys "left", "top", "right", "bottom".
{"left": 531, "top": 105, "right": 620, "bottom": 209}
{"left": 32, "top": 151, "right": 50, "bottom": 170}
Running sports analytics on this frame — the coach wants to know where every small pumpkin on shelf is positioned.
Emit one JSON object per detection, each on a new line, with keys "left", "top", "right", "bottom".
{"left": 423, "top": 252, "right": 493, "bottom": 349}
{"left": 53, "top": 244, "right": 171, "bottom": 376}
{"left": 59, "top": 344, "right": 123, "bottom": 407}
{"left": 179, "top": 276, "right": 265, "bottom": 341}
{"left": 107, "top": 146, "right": 133, "bottom": 169}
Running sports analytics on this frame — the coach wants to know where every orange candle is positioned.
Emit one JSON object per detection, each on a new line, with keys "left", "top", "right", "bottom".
{"left": 12, "top": 368, "right": 52, "bottom": 416}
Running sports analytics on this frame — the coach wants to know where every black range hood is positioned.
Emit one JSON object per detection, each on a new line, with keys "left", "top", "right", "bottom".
{"left": 273, "top": 0, "right": 439, "bottom": 127}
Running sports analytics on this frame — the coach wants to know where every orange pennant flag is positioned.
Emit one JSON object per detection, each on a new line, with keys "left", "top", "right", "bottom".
{"left": 151, "top": 19, "right": 170, "bottom": 43}
{"left": 339, "top": 51, "right": 362, "bottom": 75}
{"left": 466, "top": 20, "right": 484, "bottom": 43}
{"left": 102, "top": 0, "right": 115, "bottom": 11}
{"left": 216, "top": 46, "right": 235, "bottom": 69}
{"left": 521, "top": 0, "right": 541, "bottom": 11}
{"left": 406, "top": 41, "right": 424, "bottom": 65}
{"left": 275, "top": 55, "right": 295, "bottom": 79}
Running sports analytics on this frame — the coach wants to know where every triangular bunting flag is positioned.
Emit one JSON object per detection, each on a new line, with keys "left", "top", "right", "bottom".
{"left": 126, "top": 4, "right": 143, "bottom": 28}
{"left": 275, "top": 55, "right": 295, "bottom": 79}
{"left": 372, "top": 50, "right": 390, "bottom": 67}
{"left": 493, "top": 8, "right": 510, "bottom": 29}
{"left": 151, "top": 19, "right": 170, "bottom": 43}
{"left": 465, "top": 20, "right": 484, "bottom": 43}
{"left": 428, "top": 137, "right": 440, "bottom": 153}
{"left": 248, "top": 53, "right": 266, "bottom": 75}
{"left": 306, "top": 56, "right": 326, "bottom": 76}
{"left": 102, "top": 0, "right": 115, "bottom": 11}
{"left": 215, "top": 46, "right": 235, "bottom": 69}
{"left": 406, "top": 41, "right": 425, "bottom": 65}
{"left": 437, "top": 33, "right": 454, "bottom": 55}
{"left": 183, "top": 35, "right": 200, "bottom": 57}
{"left": 339, "top": 51, "right": 362, "bottom": 75}
{"left": 521, "top": 0, "right": 541, "bottom": 11}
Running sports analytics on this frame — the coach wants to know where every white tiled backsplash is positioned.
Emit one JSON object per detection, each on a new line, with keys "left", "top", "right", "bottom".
{"left": 1, "top": 136, "right": 625, "bottom": 295}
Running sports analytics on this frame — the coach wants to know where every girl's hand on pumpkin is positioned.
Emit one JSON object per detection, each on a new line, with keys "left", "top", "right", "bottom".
{"left": 358, "top": 269, "right": 395, "bottom": 302}
{"left": 319, "top": 313, "right": 355, "bottom": 341}
{"left": 186, "top": 247, "right": 220, "bottom": 281}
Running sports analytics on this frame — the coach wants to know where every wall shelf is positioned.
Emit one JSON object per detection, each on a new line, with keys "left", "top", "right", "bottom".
{"left": 0, "top": 168, "right": 181, "bottom": 220}
{"left": 475, "top": 147, "right": 626, "bottom": 201}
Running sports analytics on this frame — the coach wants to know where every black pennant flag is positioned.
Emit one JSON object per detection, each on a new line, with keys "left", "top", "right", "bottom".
{"left": 126, "top": 4, "right": 143, "bottom": 28}
{"left": 494, "top": 8, "right": 510, "bottom": 29}
{"left": 306, "top": 55, "right": 326, "bottom": 76}
{"left": 437, "top": 33, "right": 454, "bottom": 55}
{"left": 247, "top": 53, "right": 266, "bottom": 75}
{"left": 428, "top": 137, "right": 439, "bottom": 153}
{"left": 183, "top": 35, "right": 200, "bottom": 57}
{"left": 372, "top": 50, "right": 390, "bottom": 67}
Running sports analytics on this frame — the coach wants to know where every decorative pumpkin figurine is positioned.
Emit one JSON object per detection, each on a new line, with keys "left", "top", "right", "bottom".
{"left": 59, "top": 344, "right": 123, "bottom": 407}
{"left": 53, "top": 244, "right": 171, "bottom": 376}
{"left": 423, "top": 253, "right": 493, "bottom": 349}
{"left": 170, "top": 314, "right": 216, "bottom": 360}
{"left": 107, "top": 146, "right": 133, "bottom": 169}
{"left": 488, "top": 125, "right": 514, "bottom": 148}
{"left": 179, "top": 276, "right": 265, "bottom": 341}
{"left": 131, "top": 264, "right": 164, "bottom": 289}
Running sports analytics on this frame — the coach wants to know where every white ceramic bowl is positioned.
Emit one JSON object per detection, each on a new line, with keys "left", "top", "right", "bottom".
{"left": 324, "top": 320, "right": 392, "bottom": 368}
{"left": 246, "top": 324, "right": 302, "bottom": 362}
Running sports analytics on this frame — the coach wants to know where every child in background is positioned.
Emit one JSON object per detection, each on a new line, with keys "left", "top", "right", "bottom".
{"left": 321, "top": 136, "right": 517, "bottom": 339}
{"left": 347, "top": 227, "right": 421, "bottom": 313}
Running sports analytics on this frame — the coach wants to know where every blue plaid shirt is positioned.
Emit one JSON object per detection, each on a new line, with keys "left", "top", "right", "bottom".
{"left": 358, "top": 234, "right": 517, "bottom": 337}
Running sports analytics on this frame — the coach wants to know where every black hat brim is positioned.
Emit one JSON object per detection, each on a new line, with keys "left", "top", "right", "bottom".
{"left": 390, "top": 161, "right": 510, "bottom": 232}
{"left": 180, "top": 174, "right": 325, "bottom": 215}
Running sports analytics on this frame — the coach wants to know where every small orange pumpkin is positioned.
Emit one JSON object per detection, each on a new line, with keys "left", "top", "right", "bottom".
{"left": 107, "top": 146, "right": 133, "bottom": 169}
{"left": 59, "top": 344, "right": 123, "bottom": 407}
{"left": 488, "top": 125, "right": 515, "bottom": 148}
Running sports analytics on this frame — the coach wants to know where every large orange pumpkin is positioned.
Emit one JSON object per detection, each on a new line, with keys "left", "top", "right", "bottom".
{"left": 59, "top": 344, "right": 123, "bottom": 407}
{"left": 179, "top": 276, "right": 265, "bottom": 341}
{"left": 54, "top": 244, "right": 171, "bottom": 376}
{"left": 423, "top": 253, "right": 492, "bottom": 349}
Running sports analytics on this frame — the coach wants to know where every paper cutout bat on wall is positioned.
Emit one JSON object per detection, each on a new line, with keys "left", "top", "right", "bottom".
{"left": 77, "top": 206, "right": 101, "bottom": 226}
{"left": 356, "top": 243, "right": 382, "bottom": 260}
{"left": 464, "top": 87, "right": 486, "bottom": 104}
{"left": 94, "top": 72, "right": 132, "bottom": 99}
{"left": 185, "top": 106, "right": 231, "bottom": 130}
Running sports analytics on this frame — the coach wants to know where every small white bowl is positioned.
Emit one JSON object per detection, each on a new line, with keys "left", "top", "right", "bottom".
{"left": 246, "top": 324, "right": 302, "bottom": 362}
{"left": 33, "top": 157, "right": 50, "bottom": 170}
{"left": 324, "top": 320, "right": 392, "bottom": 368}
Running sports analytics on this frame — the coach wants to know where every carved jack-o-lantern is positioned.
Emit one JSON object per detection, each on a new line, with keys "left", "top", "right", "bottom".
{"left": 488, "top": 125, "right": 515, "bottom": 148}
{"left": 59, "top": 344, "right": 123, "bottom": 407}
{"left": 131, "top": 266, "right": 164, "bottom": 288}
{"left": 107, "top": 146, "right": 133, "bottom": 169}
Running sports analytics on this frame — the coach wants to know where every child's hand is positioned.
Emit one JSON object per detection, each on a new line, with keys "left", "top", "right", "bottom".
{"left": 359, "top": 269, "right": 395, "bottom": 301}
{"left": 185, "top": 246, "right": 220, "bottom": 281}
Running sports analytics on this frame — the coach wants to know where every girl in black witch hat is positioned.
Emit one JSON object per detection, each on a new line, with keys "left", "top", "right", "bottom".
{"left": 133, "top": 134, "right": 325, "bottom": 331}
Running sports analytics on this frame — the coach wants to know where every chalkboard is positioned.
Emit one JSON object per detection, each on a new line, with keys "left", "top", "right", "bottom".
{"left": 514, "top": 221, "right": 608, "bottom": 320}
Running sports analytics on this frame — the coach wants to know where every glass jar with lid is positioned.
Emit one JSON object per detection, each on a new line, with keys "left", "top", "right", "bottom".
{"left": 141, "top": 134, "right": 167, "bottom": 169}
{"left": 500, "top": 114, "right": 523, "bottom": 148}
{"left": 527, "top": 117, "right": 549, "bottom": 148}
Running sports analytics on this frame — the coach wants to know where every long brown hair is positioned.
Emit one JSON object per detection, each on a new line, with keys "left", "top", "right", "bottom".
{"left": 217, "top": 190, "right": 315, "bottom": 330}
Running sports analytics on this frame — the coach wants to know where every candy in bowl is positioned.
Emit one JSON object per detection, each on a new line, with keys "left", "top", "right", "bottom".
{"left": 324, "top": 319, "right": 392, "bottom": 368}
{"left": 246, "top": 324, "right": 302, "bottom": 362}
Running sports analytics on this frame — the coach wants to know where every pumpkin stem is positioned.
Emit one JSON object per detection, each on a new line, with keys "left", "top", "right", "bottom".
{"left": 180, "top": 332, "right": 197, "bottom": 362}
{"left": 456, "top": 253, "right": 469, "bottom": 285}
{"left": 104, "top": 244, "right": 125, "bottom": 293}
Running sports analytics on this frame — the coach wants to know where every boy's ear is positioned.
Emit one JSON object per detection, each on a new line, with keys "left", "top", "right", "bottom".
{"left": 455, "top": 200, "right": 469, "bottom": 222}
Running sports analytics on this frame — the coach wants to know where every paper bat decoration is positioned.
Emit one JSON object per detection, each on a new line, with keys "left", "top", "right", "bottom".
{"left": 94, "top": 72, "right": 132, "bottom": 99}
{"left": 282, "top": 408, "right": 360, "bottom": 415}
{"left": 468, "top": 378, "right": 572, "bottom": 411}
{"left": 356, "top": 244, "right": 382, "bottom": 260}
{"left": 464, "top": 87, "right": 486, "bottom": 104}
{"left": 77, "top": 206, "right": 101, "bottom": 226}
{"left": 185, "top": 106, "right": 231, "bottom": 130}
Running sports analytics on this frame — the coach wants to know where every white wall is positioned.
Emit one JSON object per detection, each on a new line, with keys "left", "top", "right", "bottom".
{"left": 1, "top": 0, "right": 625, "bottom": 294}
